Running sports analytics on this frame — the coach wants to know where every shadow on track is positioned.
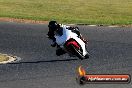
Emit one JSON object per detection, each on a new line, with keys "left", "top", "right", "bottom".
{"left": 8, "top": 58, "right": 78, "bottom": 64}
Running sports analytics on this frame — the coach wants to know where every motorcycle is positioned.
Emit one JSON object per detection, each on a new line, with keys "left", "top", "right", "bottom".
{"left": 55, "top": 28, "right": 89, "bottom": 60}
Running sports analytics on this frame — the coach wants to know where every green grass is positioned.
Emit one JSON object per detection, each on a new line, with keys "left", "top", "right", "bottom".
{"left": 0, "top": 0, "right": 132, "bottom": 24}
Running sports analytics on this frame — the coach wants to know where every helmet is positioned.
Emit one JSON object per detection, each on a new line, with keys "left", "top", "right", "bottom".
{"left": 48, "top": 21, "right": 58, "bottom": 31}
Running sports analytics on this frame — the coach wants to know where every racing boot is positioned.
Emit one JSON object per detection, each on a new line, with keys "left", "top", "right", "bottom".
{"left": 56, "top": 46, "right": 66, "bottom": 56}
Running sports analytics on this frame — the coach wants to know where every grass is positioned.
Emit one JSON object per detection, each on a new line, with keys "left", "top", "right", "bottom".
{"left": 0, "top": 0, "right": 132, "bottom": 24}
{"left": 0, "top": 54, "right": 9, "bottom": 62}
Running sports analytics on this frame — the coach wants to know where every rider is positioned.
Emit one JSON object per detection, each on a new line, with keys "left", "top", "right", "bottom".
{"left": 47, "top": 21, "right": 88, "bottom": 56}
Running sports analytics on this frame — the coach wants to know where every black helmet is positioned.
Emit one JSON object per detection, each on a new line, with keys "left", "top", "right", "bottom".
{"left": 48, "top": 21, "right": 58, "bottom": 31}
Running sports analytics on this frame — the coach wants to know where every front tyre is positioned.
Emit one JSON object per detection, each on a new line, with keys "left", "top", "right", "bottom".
{"left": 84, "top": 53, "right": 90, "bottom": 59}
{"left": 69, "top": 45, "right": 85, "bottom": 60}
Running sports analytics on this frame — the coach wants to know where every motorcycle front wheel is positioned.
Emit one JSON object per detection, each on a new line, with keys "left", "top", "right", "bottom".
{"left": 68, "top": 45, "right": 85, "bottom": 60}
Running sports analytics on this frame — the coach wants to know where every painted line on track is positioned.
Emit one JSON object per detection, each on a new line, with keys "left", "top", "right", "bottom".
{"left": 0, "top": 54, "right": 21, "bottom": 64}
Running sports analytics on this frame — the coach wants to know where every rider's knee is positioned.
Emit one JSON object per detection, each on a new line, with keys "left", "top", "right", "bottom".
{"left": 56, "top": 48, "right": 66, "bottom": 56}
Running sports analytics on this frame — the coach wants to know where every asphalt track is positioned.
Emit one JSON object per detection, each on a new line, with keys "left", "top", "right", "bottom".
{"left": 0, "top": 22, "right": 132, "bottom": 88}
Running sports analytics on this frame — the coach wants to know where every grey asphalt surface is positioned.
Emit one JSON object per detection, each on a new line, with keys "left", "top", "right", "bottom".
{"left": 0, "top": 22, "right": 132, "bottom": 88}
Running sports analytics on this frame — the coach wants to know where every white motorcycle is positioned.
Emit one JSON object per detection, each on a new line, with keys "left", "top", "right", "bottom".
{"left": 55, "top": 28, "right": 89, "bottom": 60}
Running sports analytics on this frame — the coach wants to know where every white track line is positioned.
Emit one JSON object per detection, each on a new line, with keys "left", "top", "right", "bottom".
{"left": 0, "top": 54, "right": 21, "bottom": 64}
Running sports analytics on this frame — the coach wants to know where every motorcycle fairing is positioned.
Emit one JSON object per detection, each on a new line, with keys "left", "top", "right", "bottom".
{"left": 55, "top": 28, "right": 87, "bottom": 56}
